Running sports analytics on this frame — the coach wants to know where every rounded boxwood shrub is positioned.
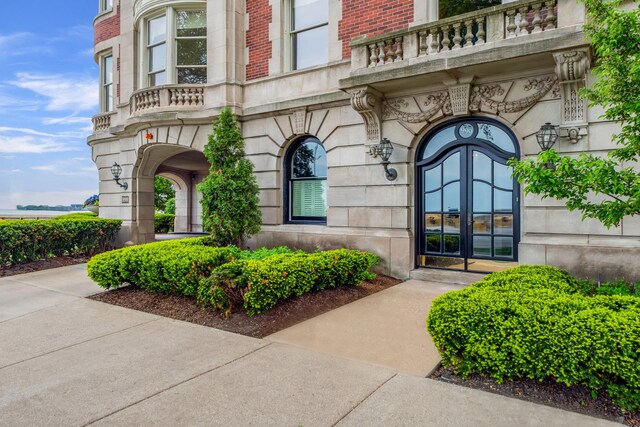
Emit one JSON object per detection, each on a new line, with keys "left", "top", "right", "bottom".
{"left": 427, "top": 265, "right": 640, "bottom": 411}
{"left": 154, "top": 214, "right": 175, "bottom": 233}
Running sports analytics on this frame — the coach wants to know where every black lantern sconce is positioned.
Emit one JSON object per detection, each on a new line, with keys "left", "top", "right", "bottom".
{"left": 369, "top": 138, "right": 398, "bottom": 181}
{"left": 111, "top": 162, "right": 128, "bottom": 190}
{"left": 536, "top": 122, "right": 558, "bottom": 152}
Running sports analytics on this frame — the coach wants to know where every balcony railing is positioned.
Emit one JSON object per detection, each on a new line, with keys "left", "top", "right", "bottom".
{"left": 351, "top": 0, "right": 558, "bottom": 70}
{"left": 92, "top": 111, "right": 116, "bottom": 132}
{"left": 130, "top": 85, "right": 205, "bottom": 114}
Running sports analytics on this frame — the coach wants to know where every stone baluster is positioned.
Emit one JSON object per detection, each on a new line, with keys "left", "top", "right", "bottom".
{"left": 441, "top": 25, "right": 451, "bottom": 50}
{"left": 544, "top": 1, "right": 556, "bottom": 29}
{"left": 377, "top": 41, "right": 386, "bottom": 65}
{"left": 464, "top": 20, "right": 474, "bottom": 47}
{"left": 506, "top": 10, "right": 517, "bottom": 39}
{"left": 519, "top": 7, "right": 530, "bottom": 36}
{"left": 394, "top": 37, "right": 403, "bottom": 62}
{"left": 368, "top": 44, "right": 377, "bottom": 67}
{"left": 531, "top": 3, "right": 543, "bottom": 33}
{"left": 386, "top": 39, "right": 395, "bottom": 62}
{"left": 476, "top": 18, "right": 486, "bottom": 44}
{"left": 170, "top": 89, "right": 177, "bottom": 105}
{"left": 419, "top": 30, "right": 428, "bottom": 56}
{"left": 452, "top": 22, "right": 462, "bottom": 49}
{"left": 430, "top": 30, "right": 440, "bottom": 54}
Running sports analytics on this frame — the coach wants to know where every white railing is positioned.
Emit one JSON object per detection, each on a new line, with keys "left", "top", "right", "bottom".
{"left": 353, "top": 0, "right": 558, "bottom": 69}
{"left": 130, "top": 85, "right": 205, "bottom": 114}
{"left": 91, "top": 112, "right": 116, "bottom": 132}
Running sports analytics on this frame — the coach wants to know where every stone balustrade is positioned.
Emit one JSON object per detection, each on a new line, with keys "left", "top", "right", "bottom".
{"left": 353, "top": 0, "right": 559, "bottom": 70}
{"left": 91, "top": 112, "right": 116, "bottom": 132}
{"left": 130, "top": 85, "right": 205, "bottom": 114}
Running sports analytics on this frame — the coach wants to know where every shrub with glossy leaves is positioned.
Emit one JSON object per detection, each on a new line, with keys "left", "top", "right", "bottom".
{"left": 427, "top": 265, "right": 640, "bottom": 411}
{"left": 154, "top": 214, "right": 175, "bottom": 233}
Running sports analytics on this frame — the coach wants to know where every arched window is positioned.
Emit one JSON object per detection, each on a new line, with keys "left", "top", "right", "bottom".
{"left": 284, "top": 136, "right": 327, "bottom": 223}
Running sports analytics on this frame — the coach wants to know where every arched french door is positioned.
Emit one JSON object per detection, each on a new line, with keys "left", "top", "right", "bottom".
{"left": 416, "top": 119, "right": 520, "bottom": 273}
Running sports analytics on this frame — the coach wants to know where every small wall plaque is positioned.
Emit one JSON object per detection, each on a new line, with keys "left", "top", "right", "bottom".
{"left": 122, "top": 196, "right": 129, "bottom": 204}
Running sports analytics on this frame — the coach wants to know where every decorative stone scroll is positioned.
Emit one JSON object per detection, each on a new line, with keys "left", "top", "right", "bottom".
{"left": 469, "top": 76, "right": 558, "bottom": 113}
{"left": 553, "top": 49, "right": 591, "bottom": 143}
{"left": 291, "top": 108, "right": 307, "bottom": 135}
{"left": 348, "top": 86, "right": 383, "bottom": 144}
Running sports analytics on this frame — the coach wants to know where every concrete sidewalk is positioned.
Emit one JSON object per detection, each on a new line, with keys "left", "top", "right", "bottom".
{"left": 0, "top": 265, "right": 618, "bottom": 426}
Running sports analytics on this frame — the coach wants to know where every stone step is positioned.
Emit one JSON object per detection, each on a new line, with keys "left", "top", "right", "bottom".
{"left": 409, "top": 268, "right": 485, "bottom": 286}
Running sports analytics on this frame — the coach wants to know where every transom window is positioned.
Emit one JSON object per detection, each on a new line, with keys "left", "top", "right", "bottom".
{"left": 291, "top": 0, "right": 328, "bottom": 70}
{"left": 101, "top": 54, "right": 113, "bottom": 112}
{"left": 142, "top": 8, "right": 207, "bottom": 87}
{"left": 285, "top": 137, "right": 328, "bottom": 223}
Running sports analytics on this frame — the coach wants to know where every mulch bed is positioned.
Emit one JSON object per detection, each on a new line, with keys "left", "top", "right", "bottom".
{"left": 0, "top": 256, "right": 90, "bottom": 277}
{"left": 431, "top": 365, "right": 639, "bottom": 426}
{"left": 89, "top": 274, "right": 402, "bottom": 338}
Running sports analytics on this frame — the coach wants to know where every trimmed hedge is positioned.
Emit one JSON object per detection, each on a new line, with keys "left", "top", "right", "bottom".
{"left": 0, "top": 217, "right": 121, "bottom": 266}
{"left": 198, "top": 249, "right": 378, "bottom": 315}
{"left": 154, "top": 214, "right": 175, "bottom": 233}
{"left": 427, "top": 265, "right": 640, "bottom": 411}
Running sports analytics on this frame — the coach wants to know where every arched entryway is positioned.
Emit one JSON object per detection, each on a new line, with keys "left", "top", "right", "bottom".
{"left": 415, "top": 118, "right": 520, "bottom": 273}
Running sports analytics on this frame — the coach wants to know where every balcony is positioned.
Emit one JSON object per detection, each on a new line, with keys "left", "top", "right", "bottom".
{"left": 91, "top": 111, "right": 116, "bottom": 132}
{"left": 341, "top": 0, "right": 586, "bottom": 90}
{"left": 129, "top": 85, "right": 205, "bottom": 115}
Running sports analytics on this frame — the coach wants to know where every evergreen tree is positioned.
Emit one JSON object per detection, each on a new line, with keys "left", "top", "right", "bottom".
{"left": 198, "top": 108, "right": 262, "bottom": 246}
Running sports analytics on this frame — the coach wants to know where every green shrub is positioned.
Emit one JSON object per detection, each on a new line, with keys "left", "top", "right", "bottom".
{"left": 52, "top": 212, "right": 98, "bottom": 220}
{"left": 577, "top": 278, "right": 639, "bottom": 297}
{"left": 87, "top": 238, "right": 238, "bottom": 296}
{"left": 0, "top": 218, "right": 121, "bottom": 266}
{"left": 154, "top": 214, "right": 175, "bottom": 233}
{"left": 199, "top": 249, "right": 378, "bottom": 315}
{"left": 427, "top": 265, "right": 640, "bottom": 411}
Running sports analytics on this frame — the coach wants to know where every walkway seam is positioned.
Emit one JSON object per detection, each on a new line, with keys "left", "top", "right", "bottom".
{"left": 331, "top": 373, "right": 397, "bottom": 427}
{"left": 82, "top": 342, "right": 273, "bottom": 426}
{"left": 0, "top": 318, "right": 162, "bottom": 371}
{"left": 0, "top": 298, "right": 81, "bottom": 325}
{"left": 1, "top": 275, "right": 100, "bottom": 298}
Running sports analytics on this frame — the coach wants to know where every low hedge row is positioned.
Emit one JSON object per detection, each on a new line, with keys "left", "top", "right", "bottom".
{"left": 154, "top": 214, "right": 175, "bottom": 233}
{"left": 198, "top": 249, "right": 378, "bottom": 315}
{"left": 0, "top": 217, "right": 122, "bottom": 266}
{"left": 427, "top": 265, "right": 640, "bottom": 411}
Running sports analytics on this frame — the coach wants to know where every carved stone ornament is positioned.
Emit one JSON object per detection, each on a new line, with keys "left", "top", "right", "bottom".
{"left": 291, "top": 108, "right": 307, "bottom": 135}
{"left": 349, "top": 86, "right": 383, "bottom": 144}
{"left": 553, "top": 49, "right": 591, "bottom": 144}
{"left": 382, "top": 75, "right": 558, "bottom": 124}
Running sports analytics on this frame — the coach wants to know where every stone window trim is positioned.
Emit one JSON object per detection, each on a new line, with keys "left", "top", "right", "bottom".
{"left": 99, "top": 51, "right": 114, "bottom": 113}
{"left": 283, "top": 136, "right": 328, "bottom": 225}
{"left": 137, "top": 4, "right": 207, "bottom": 89}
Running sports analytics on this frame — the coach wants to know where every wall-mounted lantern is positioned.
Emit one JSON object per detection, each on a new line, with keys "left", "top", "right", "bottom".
{"left": 536, "top": 122, "right": 558, "bottom": 152}
{"left": 369, "top": 138, "right": 398, "bottom": 181}
{"left": 111, "top": 162, "right": 128, "bottom": 190}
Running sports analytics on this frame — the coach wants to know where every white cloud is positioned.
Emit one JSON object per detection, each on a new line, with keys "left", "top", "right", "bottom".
{"left": 0, "top": 32, "right": 51, "bottom": 56}
{"left": 11, "top": 72, "right": 98, "bottom": 112}
{"left": 0, "top": 134, "right": 73, "bottom": 154}
{"left": 30, "top": 158, "right": 97, "bottom": 176}
{"left": 0, "top": 126, "right": 59, "bottom": 137}
{"left": 0, "top": 169, "right": 22, "bottom": 175}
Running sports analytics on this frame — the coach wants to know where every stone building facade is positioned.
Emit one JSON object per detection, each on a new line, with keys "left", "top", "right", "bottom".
{"left": 89, "top": 0, "right": 640, "bottom": 281}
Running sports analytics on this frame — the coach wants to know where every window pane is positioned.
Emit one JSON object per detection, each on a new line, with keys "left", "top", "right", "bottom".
{"left": 439, "top": 0, "right": 501, "bottom": 19}
{"left": 292, "top": 179, "right": 327, "bottom": 217}
{"left": 472, "top": 151, "right": 491, "bottom": 182}
{"left": 477, "top": 123, "right": 516, "bottom": 154}
{"left": 103, "top": 0, "right": 113, "bottom": 10}
{"left": 494, "top": 189, "right": 512, "bottom": 212}
{"left": 425, "top": 214, "right": 441, "bottom": 232}
{"left": 443, "top": 213, "right": 460, "bottom": 233}
{"left": 424, "top": 165, "right": 441, "bottom": 192}
{"left": 292, "top": 141, "right": 326, "bottom": 178}
{"left": 494, "top": 214, "right": 513, "bottom": 235}
{"left": 423, "top": 126, "right": 456, "bottom": 159}
{"left": 104, "top": 84, "right": 113, "bottom": 111}
{"left": 425, "top": 190, "right": 441, "bottom": 213}
{"left": 177, "top": 68, "right": 206, "bottom": 84}
{"left": 473, "top": 182, "right": 491, "bottom": 212}
{"left": 443, "top": 235, "right": 460, "bottom": 255}
{"left": 494, "top": 237, "right": 514, "bottom": 258}
{"left": 473, "top": 236, "right": 491, "bottom": 257}
{"left": 150, "top": 71, "right": 166, "bottom": 86}
{"left": 148, "top": 16, "right": 166, "bottom": 45}
{"left": 294, "top": 25, "right": 328, "bottom": 69}
{"left": 103, "top": 56, "right": 112, "bottom": 84}
{"left": 426, "top": 234, "right": 441, "bottom": 253}
{"left": 176, "top": 10, "right": 206, "bottom": 37}
{"left": 494, "top": 162, "right": 513, "bottom": 189}
{"left": 177, "top": 39, "right": 207, "bottom": 65}
{"left": 442, "top": 182, "right": 460, "bottom": 212}
{"left": 473, "top": 214, "right": 491, "bottom": 234}
{"left": 293, "top": 0, "right": 328, "bottom": 30}
{"left": 149, "top": 44, "right": 166, "bottom": 73}
{"left": 442, "top": 151, "right": 460, "bottom": 184}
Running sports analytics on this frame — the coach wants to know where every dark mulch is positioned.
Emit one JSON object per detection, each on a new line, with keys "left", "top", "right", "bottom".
{"left": 0, "top": 256, "right": 90, "bottom": 277}
{"left": 431, "top": 365, "right": 639, "bottom": 426}
{"left": 89, "top": 274, "right": 402, "bottom": 338}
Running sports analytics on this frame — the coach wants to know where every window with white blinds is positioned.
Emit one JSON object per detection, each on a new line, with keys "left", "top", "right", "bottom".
{"left": 285, "top": 137, "right": 327, "bottom": 223}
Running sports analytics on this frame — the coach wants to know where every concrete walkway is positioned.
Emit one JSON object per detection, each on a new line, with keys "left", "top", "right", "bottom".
{"left": 0, "top": 266, "right": 618, "bottom": 426}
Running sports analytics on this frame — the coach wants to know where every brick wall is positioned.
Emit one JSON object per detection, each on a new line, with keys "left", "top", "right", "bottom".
{"left": 246, "top": 0, "right": 272, "bottom": 80}
{"left": 94, "top": 4, "right": 121, "bottom": 45}
{"left": 338, "top": 0, "right": 413, "bottom": 59}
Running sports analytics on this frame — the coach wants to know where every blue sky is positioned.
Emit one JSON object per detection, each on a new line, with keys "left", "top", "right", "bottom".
{"left": 0, "top": 2, "right": 99, "bottom": 209}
